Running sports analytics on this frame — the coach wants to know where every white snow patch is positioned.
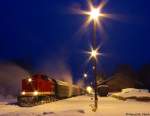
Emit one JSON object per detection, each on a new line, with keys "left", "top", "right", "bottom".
{"left": 112, "top": 88, "right": 150, "bottom": 100}
{"left": 0, "top": 96, "right": 150, "bottom": 116}
{"left": 122, "top": 88, "right": 149, "bottom": 93}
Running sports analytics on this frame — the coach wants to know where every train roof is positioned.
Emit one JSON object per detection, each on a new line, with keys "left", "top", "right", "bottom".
{"left": 27, "top": 74, "right": 81, "bottom": 87}
{"left": 55, "top": 80, "right": 72, "bottom": 86}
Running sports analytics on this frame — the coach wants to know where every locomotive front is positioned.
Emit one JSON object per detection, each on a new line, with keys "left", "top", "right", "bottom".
{"left": 18, "top": 74, "right": 55, "bottom": 106}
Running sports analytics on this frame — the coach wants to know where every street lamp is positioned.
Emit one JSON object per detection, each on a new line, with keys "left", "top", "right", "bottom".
{"left": 75, "top": 2, "right": 101, "bottom": 111}
{"left": 86, "top": 6, "right": 102, "bottom": 25}
{"left": 83, "top": 73, "right": 88, "bottom": 78}
{"left": 74, "top": 0, "right": 111, "bottom": 112}
{"left": 89, "top": 8, "right": 100, "bottom": 20}
{"left": 87, "top": 4, "right": 101, "bottom": 112}
{"left": 88, "top": 47, "right": 100, "bottom": 60}
{"left": 91, "top": 49, "right": 98, "bottom": 58}
{"left": 83, "top": 73, "right": 88, "bottom": 88}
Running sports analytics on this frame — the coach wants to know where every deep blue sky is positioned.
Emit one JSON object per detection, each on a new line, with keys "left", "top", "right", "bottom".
{"left": 0, "top": 0, "right": 150, "bottom": 81}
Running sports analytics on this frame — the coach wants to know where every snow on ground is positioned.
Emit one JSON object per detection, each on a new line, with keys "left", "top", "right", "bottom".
{"left": 112, "top": 88, "right": 150, "bottom": 101}
{"left": 0, "top": 95, "right": 150, "bottom": 116}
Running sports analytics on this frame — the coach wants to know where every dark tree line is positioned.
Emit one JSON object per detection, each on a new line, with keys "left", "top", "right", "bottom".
{"left": 138, "top": 64, "right": 150, "bottom": 90}
{"left": 97, "top": 64, "right": 150, "bottom": 92}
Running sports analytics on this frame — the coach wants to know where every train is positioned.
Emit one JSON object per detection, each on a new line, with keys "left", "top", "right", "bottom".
{"left": 17, "top": 74, "right": 85, "bottom": 106}
{"left": 98, "top": 85, "right": 109, "bottom": 97}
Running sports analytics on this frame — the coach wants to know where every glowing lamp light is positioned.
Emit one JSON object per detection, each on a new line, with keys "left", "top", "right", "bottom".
{"left": 90, "top": 48, "right": 99, "bottom": 59}
{"left": 89, "top": 8, "right": 101, "bottom": 20}
{"left": 33, "top": 91, "right": 38, "bottom": 96}
{"left": 83, "top": 73, "right": 88, "bottom": 78}
{"left": 21, "top": 91, "right": 26, "bottom": 95}
{"left": 91, "top": 49, "right": 97, "bottom": 58}
{"left": 28, "top": 78, "right": 32, "bottom": 82}
{"left": 86, "top": 47, "right": 102, "bottom": 61}
{"left": 86, "top": 86, "right": 93, "bottom": 94}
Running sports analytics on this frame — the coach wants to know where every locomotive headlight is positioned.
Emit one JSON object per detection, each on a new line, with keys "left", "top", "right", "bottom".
{"left": 28, "top": 78, "right": 32, "bottom": 82}
{"left": 33, "top": 91, "right": 38, "bottom": 96}
{"left": 21, "top": 91, "right": 26, "bottom": 95}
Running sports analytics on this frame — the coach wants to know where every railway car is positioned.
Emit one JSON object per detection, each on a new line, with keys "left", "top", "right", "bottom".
{"left": 98, "top": 85, "right": 109, "bottom": 97}
{"left": 55, "top": 80, "right": 71, "bottom": 98}
{"left": 18, "top": 74, "right": 84, "bottom": 106}
{"left": 72, "top": 85, "right": 80, "bottom": 96}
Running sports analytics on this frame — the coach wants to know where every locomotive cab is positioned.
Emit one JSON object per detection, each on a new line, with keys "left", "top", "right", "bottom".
{"left": 18, "top": 74, "right": 56, "bottom": 106}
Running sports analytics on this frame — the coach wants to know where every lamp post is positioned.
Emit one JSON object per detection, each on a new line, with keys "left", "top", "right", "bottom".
{"left": 74, "top": 0, "right": 109, "bottom": 112}
{"left": 88, "top": 6, "right": 101, "bottom": 112}
{"left": 92, "top": 20, "right": 98, "bottom": 112}
{"left": 91, "top": 20, "right": 98, "bottom": 112}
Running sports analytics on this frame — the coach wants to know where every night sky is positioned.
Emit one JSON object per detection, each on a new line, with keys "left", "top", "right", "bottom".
{"left": 0, "top": 0, "right": 150, "bottom": 81}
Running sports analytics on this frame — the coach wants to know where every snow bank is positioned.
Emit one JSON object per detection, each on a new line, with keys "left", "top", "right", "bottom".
{"left": 112, "top": 88, "right": 150, "bottom": 101}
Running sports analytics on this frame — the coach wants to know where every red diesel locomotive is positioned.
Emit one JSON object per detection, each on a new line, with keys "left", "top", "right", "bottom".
{"left": 18, "top": 74, "right": 85, "bottom": 106}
